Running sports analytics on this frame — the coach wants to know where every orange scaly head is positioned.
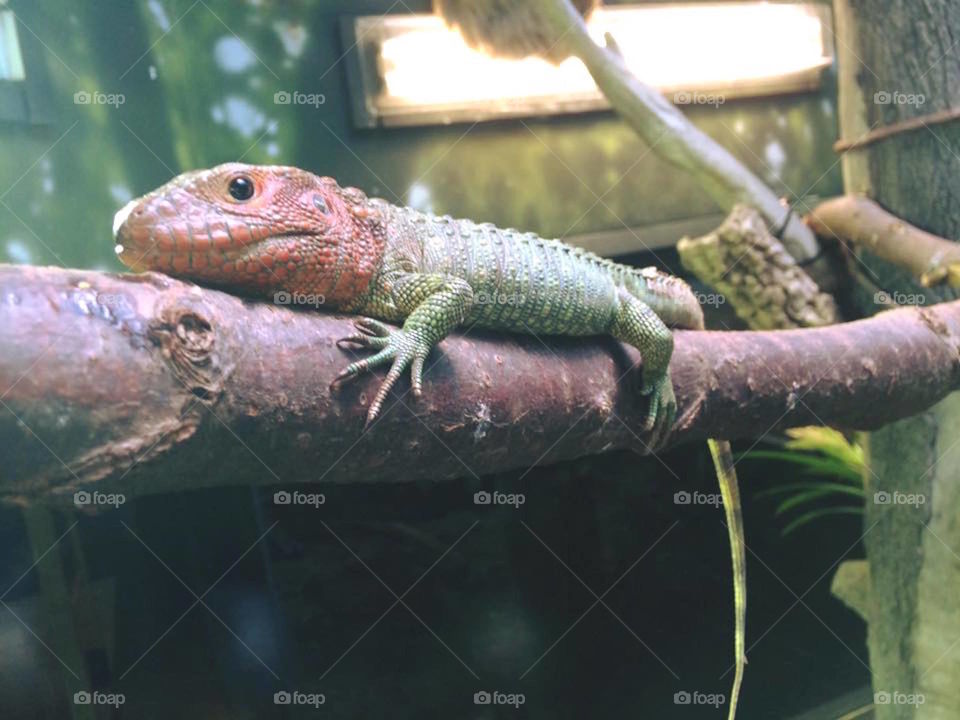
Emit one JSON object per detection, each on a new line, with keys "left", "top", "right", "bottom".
{"left": 113, "top": 163, "right": 387, "bottom": 307}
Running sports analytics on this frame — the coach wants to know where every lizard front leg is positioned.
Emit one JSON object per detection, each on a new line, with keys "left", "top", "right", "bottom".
{"left": 333, "top": 273, "right": 474, "bottom": 427}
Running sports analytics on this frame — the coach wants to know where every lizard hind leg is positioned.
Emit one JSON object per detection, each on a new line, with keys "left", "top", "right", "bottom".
{"left": 609, "top": 291, "right": 677, "bottom": 443}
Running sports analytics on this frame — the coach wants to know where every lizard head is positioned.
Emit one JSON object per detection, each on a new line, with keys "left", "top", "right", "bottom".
{"left": 113, "top": 162, "right": 386, "bottom": 305}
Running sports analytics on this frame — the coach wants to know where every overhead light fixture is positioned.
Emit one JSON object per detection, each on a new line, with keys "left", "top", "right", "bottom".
{"left": 343, "top": 3, "right": 833, "bottom": 127}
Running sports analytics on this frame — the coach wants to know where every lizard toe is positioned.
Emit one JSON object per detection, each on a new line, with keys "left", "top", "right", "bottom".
{"left": 410, "top": 356, "right": 425, "bottom": 397}
{"left": 649, "top": 398, "right": 677, "bottom": 450}
{"left": 642, "top": 394, "right": 659, "bottom": 432}
{"left": 646, "top": 377, "right": 677, "bottom": 449}
{"left": 638, "top": 374, "right": 675, "bottom": 432}
{"left": 330, "top": 347, "right": 397, "bottom": 389}
{"left": 365, "top": 354, "right": 413, "bottom": 428}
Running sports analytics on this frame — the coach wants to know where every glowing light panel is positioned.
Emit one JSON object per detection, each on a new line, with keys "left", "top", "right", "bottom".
{"left": 349, "top": 3, "right": 832, "bottom": 126}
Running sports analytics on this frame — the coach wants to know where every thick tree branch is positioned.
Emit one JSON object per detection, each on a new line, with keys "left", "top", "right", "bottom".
{"left": 2, "top": 264, "right": 959, "bottom": 505}
{"left": 808, "top": 194, "right": 960, "bottom": 288}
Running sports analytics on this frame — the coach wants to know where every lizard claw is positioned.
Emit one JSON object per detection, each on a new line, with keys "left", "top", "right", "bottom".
{"left": 336, "top": 334, "right": 389, "bottom": 350}
{"left": 354, "top": 318, "right": 393, "bottom": 337}
{"left": 335, "top": 317, "right": 394, "bottom": 350}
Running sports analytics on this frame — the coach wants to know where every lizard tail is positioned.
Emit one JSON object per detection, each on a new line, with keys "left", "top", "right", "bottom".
{"left": 708, "top": 438, "right": 746, "bottom": 720}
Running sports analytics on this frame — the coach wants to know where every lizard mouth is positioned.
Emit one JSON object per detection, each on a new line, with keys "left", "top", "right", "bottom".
{"left": 114, "top": 246, "right": 149, "bottom": 272}
{"left": 113, "top": 200, "right": 319, "bottom": 286}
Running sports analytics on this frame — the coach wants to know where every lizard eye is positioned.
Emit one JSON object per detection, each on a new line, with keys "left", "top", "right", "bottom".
{"left": 313, "top": 195, "right": 328, "bottom": 213}
{"left": 228, "top": 175, "right": 256, "bottom": 202}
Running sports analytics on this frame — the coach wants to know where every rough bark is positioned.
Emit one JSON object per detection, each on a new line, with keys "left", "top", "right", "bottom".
{"left": 2, "top": 264, "right": 960, "bottom": 508}
{"left": 678, "top": 204, "right": 840, "bottom": 329}
{"left": 833, "top": 1, "right": 960, "bottom": 718}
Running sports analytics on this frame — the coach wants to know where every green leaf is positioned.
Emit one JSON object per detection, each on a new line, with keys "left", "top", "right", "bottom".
{"left": 736, "top": 450, "right": 862, "bottom": 481}
{"left": 782, "top": 506, "right": 863, "bottom": 536}
{"left": 756, "top": 481, "right": 864, "bottom": 502}
{"left": 737, "top": 426, "right": 867, "bottom": 534}
{"left": 784, "top": 426, "right": 865, "bottom": 470}
{"left": 773, "top": 486, "right": 863, "bottom": 515}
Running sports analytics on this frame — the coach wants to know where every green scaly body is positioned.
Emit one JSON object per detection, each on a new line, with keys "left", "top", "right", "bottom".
{"left": 113, "top": 163, "right": 746, "bottom": 719}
